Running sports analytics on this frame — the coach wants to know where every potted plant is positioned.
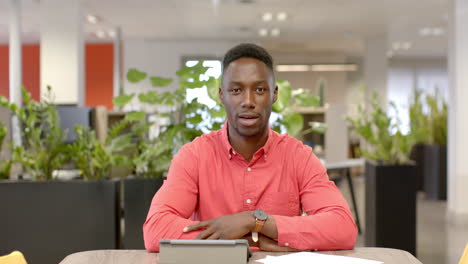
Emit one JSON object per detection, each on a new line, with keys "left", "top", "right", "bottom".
{"left": 409, "top": 89, "right": 447, "bottom": 200}
{"left": 0, "top": 87, "right": 120, "bottom": 264}
{"left": 346, "top": 92, "right": 417, "bottom": 256}
{"left": 0, "top": 122, "right": 12, "bottom": 179}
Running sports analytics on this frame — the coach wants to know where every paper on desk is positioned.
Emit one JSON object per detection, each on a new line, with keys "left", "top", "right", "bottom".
{"left": 256, "top": 252, "right": 383, "bottom": 264}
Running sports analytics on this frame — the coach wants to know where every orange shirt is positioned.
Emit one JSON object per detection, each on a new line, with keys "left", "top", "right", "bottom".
{"left": 143, "top": 124, "right": 357, "bottom": 251}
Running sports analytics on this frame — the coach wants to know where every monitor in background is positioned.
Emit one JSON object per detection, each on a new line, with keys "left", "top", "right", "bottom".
{"left": 56, "top": 105, "right": 92, "bottom": 144}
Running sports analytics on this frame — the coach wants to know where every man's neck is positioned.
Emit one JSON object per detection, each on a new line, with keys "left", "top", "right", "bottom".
{"left": 227, "top": 125, "right": 269, "bottom": 162}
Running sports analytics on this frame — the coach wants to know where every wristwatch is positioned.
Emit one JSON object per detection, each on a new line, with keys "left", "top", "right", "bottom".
{"left": 252, "top": 209, "right": 268, "bottom": 242}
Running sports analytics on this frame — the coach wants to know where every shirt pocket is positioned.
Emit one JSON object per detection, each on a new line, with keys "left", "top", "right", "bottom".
{"left": 261, "top": 192, "right": 300, "bottom": 216}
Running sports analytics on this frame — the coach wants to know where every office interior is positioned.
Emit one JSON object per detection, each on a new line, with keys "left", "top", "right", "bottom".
{"left": 0, "top": 0, "right": 467, "bottom": 263}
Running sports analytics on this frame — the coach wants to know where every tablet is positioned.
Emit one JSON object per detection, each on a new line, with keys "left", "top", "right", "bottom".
{"left": 159, "top": 239, "right": 252, "bottom": 264}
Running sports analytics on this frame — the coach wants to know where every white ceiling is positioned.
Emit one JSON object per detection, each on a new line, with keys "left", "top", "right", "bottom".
{"left": 0, "top": 0, "right": 449, "bottom": 57}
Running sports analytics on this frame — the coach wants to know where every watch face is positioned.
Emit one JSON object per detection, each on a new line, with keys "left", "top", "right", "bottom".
{"left": 253, "top": 209, "right": 268, "bottom": 221}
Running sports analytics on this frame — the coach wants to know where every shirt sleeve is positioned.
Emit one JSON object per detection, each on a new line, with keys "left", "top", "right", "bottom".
{"left": 272, "top": 145, "right": 358, "bottom": 251}
{"left": 143, "top": 142, "right": 203, "bottom": 252}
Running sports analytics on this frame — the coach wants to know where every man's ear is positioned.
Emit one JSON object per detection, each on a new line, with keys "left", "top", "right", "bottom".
{"left": 219, "top": 87, "right": 224, "bottom": 104}
{"left": 273, "top": 85, "right": 278, "bottom": 103}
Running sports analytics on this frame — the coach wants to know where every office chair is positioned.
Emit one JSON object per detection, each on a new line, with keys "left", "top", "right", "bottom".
{"left": 0, "top": 251, "right": 27, "bottom": 264}
{"left": 460, "top": 243, "right": 468, "bottom": 264}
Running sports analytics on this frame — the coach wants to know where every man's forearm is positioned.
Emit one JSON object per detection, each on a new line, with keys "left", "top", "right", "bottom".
{"left": 272, "top": 208, "right": 357, "bottom": 250}
{"left": 143, "top": 211, "right": 202, "bottom": 252}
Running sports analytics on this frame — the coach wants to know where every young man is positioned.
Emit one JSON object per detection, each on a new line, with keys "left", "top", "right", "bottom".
{"left": 143, "top": 43, "right": 357, "bottom": 252}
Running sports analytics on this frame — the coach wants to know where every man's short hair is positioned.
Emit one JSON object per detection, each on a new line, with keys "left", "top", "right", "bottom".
{"left": 222, "top": 43, "right": 274, "bottom": 72}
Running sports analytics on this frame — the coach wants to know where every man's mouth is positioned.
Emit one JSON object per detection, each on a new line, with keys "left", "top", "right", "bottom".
{"left": 238, "top": 113, "right": 260, "bottom": 127}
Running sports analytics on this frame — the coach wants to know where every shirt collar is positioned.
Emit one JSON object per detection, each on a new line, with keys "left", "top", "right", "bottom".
{"left": 220, "top": 121, "right": 275, "bottom": 159}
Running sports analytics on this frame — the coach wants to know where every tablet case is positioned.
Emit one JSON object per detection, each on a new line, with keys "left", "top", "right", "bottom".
{"left": 159, "top": 239, "right": 252, "bottom": 264}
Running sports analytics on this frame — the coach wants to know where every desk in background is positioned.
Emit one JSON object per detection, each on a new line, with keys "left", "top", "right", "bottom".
{"left": 60, "top": 248, "right": 421, "bottom": 264}
{"left": 324, "top": 158, "right": 365, "bottom": 234}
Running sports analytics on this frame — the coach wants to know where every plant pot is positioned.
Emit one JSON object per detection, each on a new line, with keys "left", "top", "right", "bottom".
{"left": 422, "top": 144, "right": 447, "bottom": 200}
{"left": 122, "top": 177, "right": 164, "bottom": 249}
{"left": 409, "top": 144, "right": 425, "bottom": 191}
{"left": 365, "top": 160, "right": 417, "bottom": 256}
{"left": 0, "top": 180, "right": 119, "bottom": 264}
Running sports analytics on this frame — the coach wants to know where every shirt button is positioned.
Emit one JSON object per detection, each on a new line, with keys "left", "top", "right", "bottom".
{"left": 246, "top": 199, "right": 252, "bottom": 204}
{"left": 264, "top": 154, "right": 268, "bottom": 158}
{"left": 285, "top": 242, "right": 289, "bottom": 246}
{"left": 247, "top": 167, "right": 251, "bottom": 172}
{"left": 228, "top": 154, "right": 232, "bottom": 159}
{"left": 314, "top": 249, "right": 318, "bottom": 251}
{"left": 232, "top": 150, "right": 236, "bottom": 154}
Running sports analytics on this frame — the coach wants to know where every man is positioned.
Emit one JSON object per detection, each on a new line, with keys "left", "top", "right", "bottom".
{"left": 143, "top": 43, "right": 357, "bottom": 252}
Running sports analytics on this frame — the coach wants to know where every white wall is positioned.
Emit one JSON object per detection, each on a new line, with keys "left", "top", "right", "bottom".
{"left": 388, "top": 57, "right": 448, "bottom": 134}
{"left": 40, "top": 0, "right": 84, "bottom": 105}
{"left": 272, "top": 51, "right": 350, "bottom": 162}
{"left": 123, "top": 39, "right": 245, "bottom": 93}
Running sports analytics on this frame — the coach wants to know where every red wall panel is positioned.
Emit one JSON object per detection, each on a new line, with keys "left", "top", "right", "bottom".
{"left": 85, "top": 44, "right": 114, "bottom": 109}
{"left": 0, "top": 44, "right": 114, "bottom": 109}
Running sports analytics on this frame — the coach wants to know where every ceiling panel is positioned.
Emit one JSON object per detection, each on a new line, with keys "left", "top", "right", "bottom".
{"left": 0, "top": 0, "right": 450, "bottom": 57}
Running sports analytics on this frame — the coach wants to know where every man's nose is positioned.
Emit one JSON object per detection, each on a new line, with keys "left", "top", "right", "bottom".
{"left": 241, "top": 90, "right": 255, "bottom": 108}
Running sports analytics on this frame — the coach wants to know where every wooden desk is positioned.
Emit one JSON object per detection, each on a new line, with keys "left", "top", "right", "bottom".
{"left": 60, "top": 247, "right": 421, "bottom": 264}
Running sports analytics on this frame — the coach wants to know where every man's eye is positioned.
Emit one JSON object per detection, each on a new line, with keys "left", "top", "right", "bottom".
{"left": 256, "top": 88, "right": 265, "bottom": 93}
{"left": 231, "top": 88, "right": 241, "bottom": 93}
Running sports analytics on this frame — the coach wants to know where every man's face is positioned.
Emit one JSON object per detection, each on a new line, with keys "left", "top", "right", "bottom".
{"left": 219, "top": 57, "right": 278, "bottom": 138}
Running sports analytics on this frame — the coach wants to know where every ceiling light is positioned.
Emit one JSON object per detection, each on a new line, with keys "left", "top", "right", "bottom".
{"left": 432, "top": 27, "right": 445, "bottom": 36}
{"left": 87, "top": 15, "right": 98, "bottom": 24}
{"left": 276, "top": 65, "right": 310, "bottom": 72}
{"left": 401, "top": 42, "right": 412, "bottom": 50}
{"left": 258, "top": 28, "right": 268, "bottom": 37}
{"left": 310, "top": 64, "right": 358, "bottom": 72}
{"left": 108, "top": 30, "right": 116, "bottom": 38}
{"left": 262, "top": 12, "right": 273, "bottom": 22}
{"left": 277, "top": 12, "right": 287, "bottom": 21}
{"left": 271, "top": 28, "right": 280, "bottom": 37}
{"left": 419, "top": 28, "right": 431, "bottom": 36}
{"left": 276, "top": 64, "right": 358, "bottom": 72}
{"left": 96, "top": 30, "right": 106, "bottom": 39}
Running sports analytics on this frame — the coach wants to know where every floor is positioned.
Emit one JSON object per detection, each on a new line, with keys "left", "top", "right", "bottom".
{"left": 336, "top": 174, "right": 468, "bottom": 264}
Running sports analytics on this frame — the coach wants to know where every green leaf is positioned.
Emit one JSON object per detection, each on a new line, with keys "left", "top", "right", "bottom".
{"left": 186, "top": 114, "right": 203, "bottom": 124}
{"left": 127, "top": 68, "right": 147, "bottom": 83}
{"left": 206, "top": 77, "right": 221, "bottom": 104}
{"left": 125, "top": 111, "right": 146, "bottom": 122}
{"left": 149, "top": 76, "right": 173, "bottom": 87}
{"left": 282, "top": 112, "right": 303, "bottom": 137}
{"left": 113, "top": 94, "right": 135, "bottom": 108}
{"left": 180, "top": 80, "right": 206, "bottom": 89}
{"left": 209, "top": 107, "right": 226, "bottom": 119}
{"left": 273, "top": 80, "right": 292, "bottom": 113}
{"left": 293, "top": 92, "right": 321, "bottom": 107}
{"left": 138, "top": 91, "right": 161, "bottom": 104}
{"left": 176, "top": 62, "right": 210, "bottom": 79}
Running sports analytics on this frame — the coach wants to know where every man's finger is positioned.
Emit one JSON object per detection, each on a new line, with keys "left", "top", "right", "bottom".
{"left": 196, "top": 227, "right": 215, "bottom": 239}
{"left": 183, "top": 221, "right": 210, "bottom": 232}
{"left": 206, "top": 233, "right": 221, "bottom": 240}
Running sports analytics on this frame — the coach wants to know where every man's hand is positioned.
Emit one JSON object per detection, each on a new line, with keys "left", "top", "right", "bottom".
{"left": 257, "top": 235, "right": 300, "bottom": 252}
{"left": 183, "top": 211, "right": 254, "bottom": 240}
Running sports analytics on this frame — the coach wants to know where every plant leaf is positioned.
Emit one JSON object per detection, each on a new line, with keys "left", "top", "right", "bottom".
{"left": 127, "top": 68, "right": 147, "bottom": 83}
{"left": 294, "top": 92, "right": 321, "bottom": 107}
{"left": 138, "top": 91, "right": 160, "bottom": 104}
{"left": 113, "top": 94, "right": 135, "bottom": 108}
{"left": 126, "top": 111, "right": 146, "bottom": 122}
{"left": 282, "top": 112, "right": 303, "bottom": 137}
{"left": 149, "top": 76, "right": 173, "bottom": 87}
{"left": 273, "top": 80, "right": 292, "bottom": 113}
